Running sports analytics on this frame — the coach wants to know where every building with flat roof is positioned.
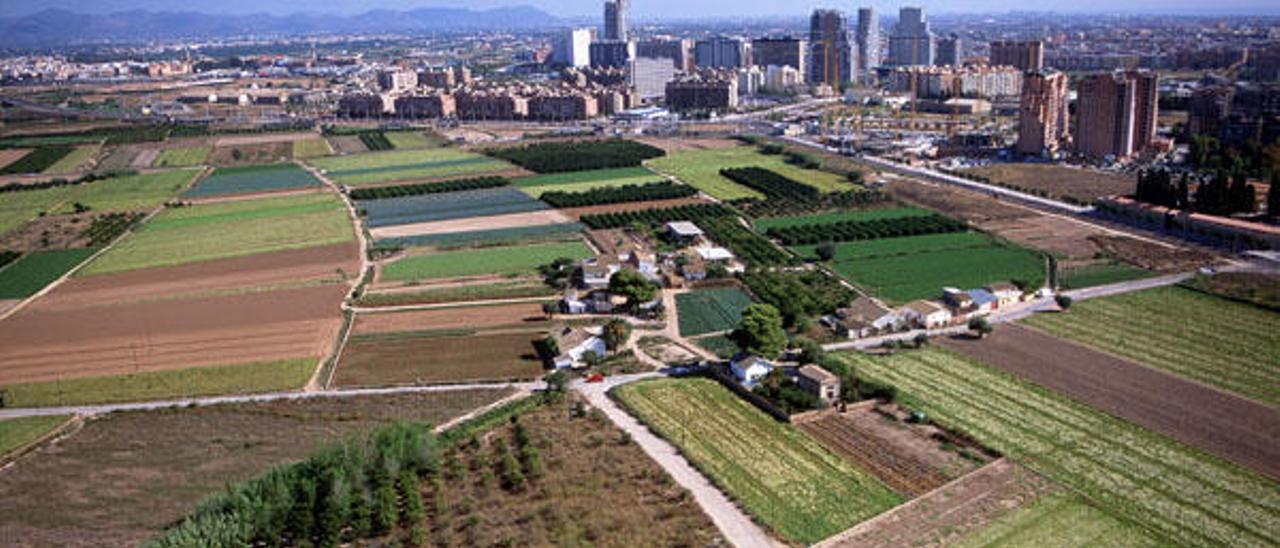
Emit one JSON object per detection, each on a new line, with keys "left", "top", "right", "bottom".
{"left": 695, "top": 36, "right": 749, "bottom": 69}
{"left": 1018, "top": 70, "right": 1070, "bottom": 156}
{"left": 394, "top": 94, "right": 456, "bottom": 119}
{"left": 887, "top": 6, "right": 934, "bottom": 66}
{"left": 991, "top": 40, "right": 1045, "bottom": 72}
{"left": 552, "top": 28, "right": 594, "bottom": 68}
{"left": 603, "top": 0, "right": 629, "bottom": 42}
{"left": 590, "top": 40, "right": 635, "bottom": 69}
{"left": 637, "top": 38, "right": 695, "bottom": 71}
{"left": 752, "top": 37, "right": 806, "bottom": 77}
{"left": 809, "top": 9, "right": 854, "bottom": 87}
{"left": 1076, "top": 70, "right": 1159, "bottom": 159}
{"left": 937, "top": 34, "right": 964, "bottom": 66}
{"left": 855, "top": 7, "right": 881, "bottom": 75}
{"left": 666, "top": 74, "right": 739, "bottom": 112}
{"left": 629, "top": 56, "right": 679, "bottom": 101}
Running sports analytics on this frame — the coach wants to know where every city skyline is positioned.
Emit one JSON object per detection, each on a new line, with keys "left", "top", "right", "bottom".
{"left": 3, "top": 0, "right": 1280, "bottom": 18}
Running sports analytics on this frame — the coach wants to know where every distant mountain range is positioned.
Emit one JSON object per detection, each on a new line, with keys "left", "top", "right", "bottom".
{"left": 0, "top": 6, "right": 562, "bottom": 49}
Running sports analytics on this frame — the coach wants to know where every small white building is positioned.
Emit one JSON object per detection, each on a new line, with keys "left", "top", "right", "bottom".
{"left": 581, "top": 262, "right": 620, "bottom": 290}
{"left": 826, "top": 297, "right": 901, "bottom": 339}
{"left": 666, "top": 221, "right": 704, "bottom": 242}
{"left": 730, "top": 355, "right": 775, "bottom": 386}
{"left": 552, "top": 327, "right": 608, "bottom": 369}
{"left": 901, "top": 300, "right": 952, "bottom": 329}
{"left": 985, "top": 282, "right": 1022, "bottom": 307}
{"left": 695, "top": 246, "right": 734, "bottom": 263}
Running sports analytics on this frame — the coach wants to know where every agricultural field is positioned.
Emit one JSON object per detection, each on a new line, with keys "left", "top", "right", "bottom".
{"left": 0, "top": 358, "right": 316, "bottom": 408}
{"left": 357, "top": 280, "right": 557, "bottom": 308}
{"left": 42, "top": 144, "right": 99, "bottom": 173}
{"left": 753, "top": 206, "right": 934, "bottom": 231}
{"left": 487, "top": 139, "right": 664, "bottom": 173}
{"left": 151, "top": 146, "right": 210, "bottom": 168}
{"left": 953, "top": 494, "right": 1161, "bottom": 548}
{"left": 360, "top": 186, "right": 548, "bottom": 228}
{"left": 380, "top": 240, "right": 591, "bottom": 282}
{"left": 838, "top": 348, "right": 1280, "bottom": 548}
{"left": 291, "top": 138, "right": 332, "bottom": 159}
{"left": 0, "top": 389, "right": 514, "bottom": 546}
{"left": 308, "top": 147, "right": 513, "bottom": 186}
{"left": 335, "top": 330, "right": 546, "bottom": 387}
{"left": 812, "top": 233, "right": 1044, "bottom": 304}
{"left": 0, "top": 416, "right": 68, "bottom": 457}
{"left": 614, "top": 378, "right": 902, "bottom": 544}
{"left": 675, "top": 287, "right": 755, "bottom": 337}
{"left": 512, "top": 166, "right": 666, "bottom": 197}
{"left": 182, "top": 163, "right": 322, "bottom": 198}
{"left": 0, "top": 145, "right": 74, "bottom": 175}
{"left": 0, "top": 248, "right": 99, "bottom": 299}
{"left": 1058, "top": 262, "right": 1154, "bottom": 289}
{"left": 1182, "top": 271, "right": 1280, "bottom": 310}
{"left": 1023, "top": 286, "right": 1280, "bottom": 406}
{"left": 0, "top": 148, "right": 32, "bottom": 171}
{"left": 375, "top": 222, "right": 583, "bottom": 250}
{"left": 0, "top": 169, "right": 196, "bottom": 234}
{"left": 647, "top": 145, "right": 854, "bottom": 201}
{"left": 962, "top": 163, "right": 1135, "bottom": 203}
{"left": 80, "top": 192, "right": 353, "bottom": 275}
{"left": 383, "top": 130, "right": 442, "bottom": 150}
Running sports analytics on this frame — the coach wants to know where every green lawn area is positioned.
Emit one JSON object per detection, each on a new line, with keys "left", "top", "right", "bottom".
{"left": 839, "top": 348, "right": 1278, "bottom": 548}
{"left": 808, "top": 233, "right": 1044, "bottom": 304}
{"left": 80, "top": 192, "right": 354, "bottom": 275}
{"left": 613, "top": 378, "right": 901, "bottom": 544}
{"left": 381, "top": 240, "right": 591, "bottom": 282}
{"left": 1023, "top": 286, "right": 1280, "bottom": 406}
{"left": 955, "top": 494, "right": 1161, "bottom": 548}
{"left": 308, "top": 148, "right": 512, "bottom": 186}
{"left": 0, "top": 358, "right": 316, "bottom": 408}
{"left": 0, "top": 248, "right": 99, "bottom": 299}
{"left": 0, "top": 416, "right": 70, "bottom": 457}
{"left": 647, "top": 146, "right": 854, "bottom": 200}
{"left": 292, "top": 138, "right": 333, "bottom": 159}
{"left": 152, "top": 146, "right": 211, "bottom": 168}
{"left": 675, "top": 287, "right": 755, "bottom": 337}
{"left": 1058, "top": 262, "right": 1154, "bottom": 289}
{"left": 383, "top": 131, "right": 442, "bottom": 150}
{"left": 42, "top": 144, "right": 99, "bottom": 173}
{"left": 754, "top": 206, "right": 934, "bottom": 231}
{"left": 512, "top": 167, "right": 667, "bottom": 197}
{"left": 0, "top": 170, "right": 195, "bottom": 234}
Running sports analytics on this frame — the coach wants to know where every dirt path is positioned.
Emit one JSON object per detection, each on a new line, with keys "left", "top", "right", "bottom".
{"left": 940, "top": 325, "right": 1280, "bottom": 480}
{"left": 815, "top": 459, "right": 1053, "bottom": 548}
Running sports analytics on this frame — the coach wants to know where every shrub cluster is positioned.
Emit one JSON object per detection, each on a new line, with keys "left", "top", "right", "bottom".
{"left": 81, "top": 212, "right": 146, "bottom": 247}
{"left": 579, "top": 203, "right": 734, "bottom": 229}
{"left": 742, "top": 270, "right": 855, "bottom": 328}
{"left": 487, "top": 139, "right": 665, "bottom": 173}
{"left": 0, "top": 250, "right": 19, "bottom": 270}
{"left": 720, "top": 167, "right": 820, "bottom": 202}
{"left": 698, "top": 215, "right": 792, "bottom": 267}
{"left": 539, "top": 181, "right": 696, "bottom": 208}
{"left": 767, "top": 213, "right": 967, "bottom": 246}
{"left": 0, "top": 169, "right": 141, "bottom": 195}
{"left": 349, "top": 176, "right": 508, "bottom": 200}
{"left": 734, "top": 189, "right": 890, "bottom": 218}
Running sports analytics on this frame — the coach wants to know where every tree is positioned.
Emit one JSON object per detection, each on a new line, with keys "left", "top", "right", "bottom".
{"left": 1269, "top": 172, "right": 1280, "bottom": 219}
{"left": 544, "top": 370, "right": 570, "bottom": 393}
{"left": 912, "top": 333, "right": 930, "bottom": 347}
{"left": 793, "top": 336, "right": 824, "bottom": 364}
{"left": 541, "top": 301, "right": 559, "bottom": 318}
{"left": 608, "top": 269, "right": 658, "bottom": 305}
{"left": 968, "top": 317, "right": 994, "bottom": 339}
{"left": 815, "top": 242, "right": 838, "bottom": 262}
{"left": 1055, "top": 294, "right": 1073, "bottom": 311}
{"left": 602, "top": 318, "right": 631, "bottom": 351}
{"left": 733, "top": 304, "right": 788, "bottom": 358}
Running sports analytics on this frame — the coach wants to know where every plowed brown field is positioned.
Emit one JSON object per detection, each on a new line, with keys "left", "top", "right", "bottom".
{"left": 353, "top": 303, "right": 549, "bottom": 334}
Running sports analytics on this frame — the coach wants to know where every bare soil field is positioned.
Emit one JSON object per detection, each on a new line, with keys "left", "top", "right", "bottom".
{"left": 369, "top": 209, "right": 573, "bottom": 240}
{"left": 558, "top": 196, "right": 712, "bottom": 220}
{"left": 634, "top": 136, "right": 740, "bottom": 153}
{"left": 940, "top": 325, "right": 1280, "bottom": 479}
{"left": 353, "top": 303, "right": 550, "bottom": 334}
{"left": 798, "top": 405, "right": 990, "bottom": 497}
{"left": 31, "top": 243, "right": 359, "bottom": 312}
{"left": 213, "top": 132, "right": 319, "bottom": 147}
{"left": 335, "top": 330, "right": 546, "bottom": 387}
{"left": 208, "top": 142, "right": 292, "bottom": 166}
{"left": 888, "top": 177, "right": 1033, "bottom": 223}
{"left": 819, "top": 459, "right": 1055, "bottom": 548}
{"left": 0, "top": 212, "right": 100, "bottom": 252}
{"left": 0, "top": 284, "right": 348, "bottom": 385}
{"left": 1090, "top": 235, "right": 1217, "bottom": 271}
{"left": 94, "top": 147, "right": 139, "bottom": 172}
{"left": 326, "top": 135, "right": 368, "bottom": 155}
{"left": 0, "top": 389, "right": 515, "bottom": 548}
{"left": 963, "top": 164, "right": 1135, "bottom": 202}
{"left": 0, "top": 149, "right": 31, "bottom": 170}
{"left": 130, "top": 149, "right": 159, "bottom": 169}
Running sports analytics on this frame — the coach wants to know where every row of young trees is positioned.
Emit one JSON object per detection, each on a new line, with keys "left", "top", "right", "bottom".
{"left": 720, "top": 167, "right": 821, "bottom": 202}
{"left": 0, "top": 169, "right": 141, "bottom": 195}
{"left": 741, "top": 270, "right": 855, "bottom": 329}
{"left": 578, "top": 203, "right": 733, "bottom": 230}
{"left": 82, "top": 212, "right": 146, "bottom": 247}
{"left": 539, "top": 181, "right": 697, "bottom": 208}
{"left": 358, "top": 132, "right": 394, "bottom": 152}
{"left": 736, "top": 189, "right": 890, "bottom": 218}
{"left": 698, "top": 215, "right": 794, "bottom": 267}
{"left": 348, "top": 176, "right": 508, "bottom": 201}
{"left": 1135, "top": 168, "right": 1274, "bottom": 217}
{"left": 486, "top": 139, "right": 665, "bottom": 173}
{"left": 766, "top": 214, "right": 968, "bottom": 246}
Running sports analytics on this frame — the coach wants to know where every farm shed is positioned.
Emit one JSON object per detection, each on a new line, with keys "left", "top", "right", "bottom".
{"left": 797, "top": 365, "right": 841, "bottom": 405}
{"left": 666, "top": 221, "right": 704, "bottom": 242}
{"left": 552, "top": 327, "right": 608, "bottom": 369}
{"left": 730, "top": 355, "right": 776, "bottom": 386}
{"left": 900, "top": 300, "right": 952, "bottom": 329}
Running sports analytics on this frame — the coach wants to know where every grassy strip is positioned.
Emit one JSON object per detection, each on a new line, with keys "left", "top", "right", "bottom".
{"left": 357, "top": 282, "right": 556, "bottom": 307}
{"left": 0, "top": 358, "right": 316, "bottom": 408}
{"left": 1059, "top": 263, "right": 1154, "bottom": 289}
{"left": 753, "top": 207, "right": 933, "bottom": 231}
{"left": 0, "top": 416, "right": 70, "bottom": 457}
{"left": 0, "top": 248, "right": 99, "bottom": 299}
{"left": 382, "top": 241, "right": 591, "bottom": 282}
{"left": 954, "top": 493, "right": 1161, "bottom": 548}
{"left": 152, "top": 146, "right": 211, "bottom": 168}
{"left": 436, "top": 394, "right": 544, "bottom": 447}
{"left": 43, "top": 145, "right": 99, "bottom": 173}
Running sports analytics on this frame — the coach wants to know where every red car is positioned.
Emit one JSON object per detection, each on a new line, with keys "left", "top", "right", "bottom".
{"left": 586, "top": 374, "right": 606, "bottom": 383}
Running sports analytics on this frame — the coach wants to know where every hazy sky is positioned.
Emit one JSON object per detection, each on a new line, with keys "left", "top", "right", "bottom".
{"left": 3, "top": 0, "right": 1278, "bottom": 18}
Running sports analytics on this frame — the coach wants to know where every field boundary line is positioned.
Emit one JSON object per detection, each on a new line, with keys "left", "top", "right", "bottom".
{"left": 432, "top": 389, "right": 532, "bottom": 434}
{"left": 0, "top": 415, "right": 81, "bottom": 471}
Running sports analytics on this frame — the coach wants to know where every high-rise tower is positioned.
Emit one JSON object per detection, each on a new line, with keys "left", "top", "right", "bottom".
{"left": 808, "top": 9, "right": 854, "bottom": 87}
{"left": 604, "top": 0, "right": 630, "bottom": 42}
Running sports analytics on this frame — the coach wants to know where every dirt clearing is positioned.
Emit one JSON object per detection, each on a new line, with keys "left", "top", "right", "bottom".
{"left": 213, "top": 132, "right": 319, "bottom": 147}
{"left": 962, "top": 163, "right": 1135, "bottom": 203}
{"left": 940, "top": 325, "right": 1280, "bottom": 479}
{"left": 369, "top": 209, "right": 573, "bottom": 240}
{"left": 335, "top": 330, "right": 546, "bottom": 387}
{"left": 353, "top": 303, "right": 550, "bottom": 334}
{"left": 635, "top": 137, "right": 740, "bottom": 153}
{"left": 0, "top": 149, "right": 31, "bottom": 171}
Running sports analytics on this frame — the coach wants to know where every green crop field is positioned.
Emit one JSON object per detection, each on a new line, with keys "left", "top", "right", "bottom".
{"left": 754, "top": 206, "right": 934, "bottom": 231}
{"left": 0, "top": 358, "right": 315, "bottom": 408}
{"left": 675, "top": 287, "right": 755, "bottom": 336}
{"left": 42, "top": 145, "right": 99, "bottom": 173}
{"left": 1058, "top": 262, "right": 1154, "bottom": 290}
{"left": 807, "top": 233, "right": 1043, "bottom": 304}
{"left": 152, "top": 146, "right": 211, "bottom": 168}
{"left": 0, "top": 145, "right": 75, "bottom": 175}
{"left": 955, "top": 494, "right": 1160, "bottom": 548}
{"left": 614, "top": 378, "right": 901, "bottom": 543}
{"left": 1024, "top": 286, "right": 1280, "bottom": 406}
{"left": 0, "top": 170, "right": 197, "bottom": 234}
{"left": 647, "top": 146, "right": 854, "bottom": 200}
{"left": 381, "top": 240, "right": 591, "bottom": 282}
{"left": 0, "top": 416, "right": 69, "bottom": 457}
{"left": 308, "top": 148, "right": 512, "bottom": 185}
{"left": 183, "top": 163, "right": 322, "bottom": 198}
{"left": 376, "top": 222, "right": 584, "bottom": 250}
{"left": 0, "top": 248, "right": 99, "bottom": 298}
{"left": 80, "top": 192, "right": 354, "bottom": 275}
{"left": 838, "top": 348, "right": 1280, "bottom": 548}
{"left": 291, "top": 138, "right": 332, "bottom": 158}
{"left": 383, "top": 131, "right": 442, "bottom": 150}
{"left": 512, "top": 167, "right": 667, "bottom": 197}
